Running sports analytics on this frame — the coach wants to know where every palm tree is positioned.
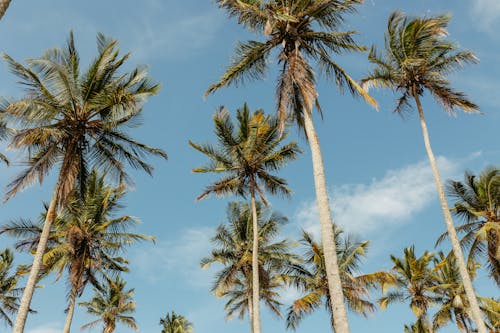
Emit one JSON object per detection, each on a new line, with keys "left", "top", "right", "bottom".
{"left": 0, "top": 249, "right": 21, "bottom": 327}
{"left": 2, "top": 32, "right": 167, "bottom": 332}
{"left": 206, "top": 2, "right": 376, "bottom": 331}
{"left": 80, "top": 276, "right": 138, "bottom": 333}
{"left": 0, "top": 0, "right": 11, "bottom": 20}
{"left": 200, "top": 201, "right": 297, "bottom": 331}
{"left": 479, "top": 297, "right": 500, "bottom": 332}
{"left": 439, "top": 166, "right": 500, "bottom": 286}
{"left": 0, "top": 171, "right": 153, "bottom": 333}
{"left": 361, "top": 12, "right": 486, "bottom": 332}
{"left": 160, "top": 311, "right": 193, "bottom": 333}
{"left": 191, "top": 104, "right": 299, "bottom": 333}
{"left": 284, "top": 229, "right": 394, "bottom": 331}
{"left": 380, "top": 246, "right": 437, "bottom": 332}
{"left": 404, "top": 319, "right": 431, "bottom": 333}
{"left": 432, "top": 252, "right": 475, "bottom": 333}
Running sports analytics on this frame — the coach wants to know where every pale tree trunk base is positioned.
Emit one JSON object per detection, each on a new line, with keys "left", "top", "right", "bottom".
{"left": 303, "top": 110, "right": 350, "bottom": 333}
{"left": 250, "top": 194, "right": 262, "bottom": 333}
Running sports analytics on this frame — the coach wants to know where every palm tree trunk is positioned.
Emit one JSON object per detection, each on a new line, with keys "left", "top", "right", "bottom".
{"left": 248, "top": 295, "right": 254, "bottom": 333}
{"left": 12, "top": 180, "right": 61, "bottom": 333}
{"left": 0, "top": 0, "right": 11, "bottom": 20}
{"left": 63, "top": 285, "right": 78, "bottom": 333}
{"left": 302, "top": 110, "right": 350, "bottom": 333}
{"left": 250, "top": 189, "right": 262, "bottom": 333}
{"left": 413, "top": 93, "right": 487, "bottom": 333}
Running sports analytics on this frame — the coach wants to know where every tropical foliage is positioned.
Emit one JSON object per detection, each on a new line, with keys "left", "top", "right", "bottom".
{"left": 0, "top": 249, "right": 21, "bottom": 327}
{"left": 160, "top": 311, "right": 194, "bottom": 333}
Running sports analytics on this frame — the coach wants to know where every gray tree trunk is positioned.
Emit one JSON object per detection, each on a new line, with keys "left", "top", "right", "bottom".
{"left": 250, "top": 193, "right": 262, "bottom": 333}
{"left": 414, "top": 94, "right": 487, "bottom": 333}
{"left": 12, "top": 182, "right": 60, "bottom": 333}
{"left": 302, "top": 110, "right": 350, "bottom": 333}
{"left": 248, "top": 295, "right": 254, "bottom": 333}
{"left": 63, "top": 285, "right": 78, "bottom": 333}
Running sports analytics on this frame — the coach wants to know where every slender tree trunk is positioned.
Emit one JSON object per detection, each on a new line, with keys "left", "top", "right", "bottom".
{"left": 302, "top": 110, "right": 350, "bottom": 333}
{"left": 413, "top": 93, "right": 487, "bottom": 333}
{"left": 248, "top": 294, "right": 254, "bottom": 333}
{"left": 423, "top": 314, "right": 433, "bottom": 333}
{"left": 250, "top": 190, "right": 262, "bottom": 333}
{"left": 63, "top": 284, "right": 78, "bottom": 333}
{"left": 0, "top": 0, "right": 11, "bottom": 20}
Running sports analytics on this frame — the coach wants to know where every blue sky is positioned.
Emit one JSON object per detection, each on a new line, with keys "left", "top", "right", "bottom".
{"left": 0, "top": 1, "right": 498, "bottom": 332}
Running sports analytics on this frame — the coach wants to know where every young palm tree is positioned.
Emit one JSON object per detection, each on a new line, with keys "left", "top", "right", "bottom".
{"left": 200, "top": 201, "right": 297, "bottom": 331}
{"left": 0, "top": 249, "right": 21, "bottom": 327}
{"left": 438, "top": 166, "right": 500, "bottom": 286}
{"left": 159, "top": 311, "right": 193, "bottom": 333}
{"left": 361, "top": 12, "right": 486, "bottom": 332}
{"left": 432, "top": 252, "right": 475, "bottom": 333}
{"left": 284, "top": 229, "right": 394, "bottom": 331}
{"left": 206, "top": 2, "right": 376, "bottom": 331}
{"left": 191, "top": 104, "right": 299, "bottom": 333}
{"left": 2, "top": 32, "right": 167, "bottom": 332}
{"left": 0, "top": 0, "right": 11, "bottom": 20}
{"left": 380, "top": 246, "right": 437, "bottom": 332}
{"left": 0, "top": 171, "right": 153, "bottom": 333}
{"left": 79, "top": 277, "right": 138, "bottom": 333}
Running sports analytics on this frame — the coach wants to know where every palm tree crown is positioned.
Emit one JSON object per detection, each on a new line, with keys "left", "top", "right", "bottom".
{"left": 160, "top": 311, "right": 194, "bottom": 333}
{"left": 0, "top": 249, "right": 21, "bottom": 327}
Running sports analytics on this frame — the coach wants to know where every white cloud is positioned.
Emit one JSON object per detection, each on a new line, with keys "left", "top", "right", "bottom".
{"left": 132, "top": 226, "right": 214, "bottom": 288}
{"left": 296, "top": 157, "right": 460, "bottom": 238}
{"left": 471, "top": 0, "right": 500, "bottom": 32}
{"left": 26, "top": 322, "right": 62, "bottom": 333}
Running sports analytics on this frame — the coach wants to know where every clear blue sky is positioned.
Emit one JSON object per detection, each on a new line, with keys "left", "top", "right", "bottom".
{"left": 0, "top": 1, "right": 498, "bottom": 332}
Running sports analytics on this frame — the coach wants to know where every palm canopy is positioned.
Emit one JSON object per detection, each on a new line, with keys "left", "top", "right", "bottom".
{"left": 190, "top": 103, "right": 300, "bottom": 204}
{"left": 438, "top": 166, "right": 500, "bottom": 286}
{"left": 159, "top": 311, "right": 194, "bottom": 333}
{"left": 200, "top": 201, "right": 298, "bottom": 320}
{"left": 284, "top": 229, "right": 394, "bottom": 330}
{"left": 361, "top": 11, "right": 478, "bottom": 115}
{"left": 1, "top": 32, "right": 167, "bottom": 205}
{"left": 79, "top": 276, "right": 138, "bottom": 333}
{"left": 207, "top": 0, "right": 376, "bottom": 130}
{"left": 0, "top": 249, "right": 21, "bottom": 327}
{"left": 0, "top": 170, "right": 153, "bottom": 299}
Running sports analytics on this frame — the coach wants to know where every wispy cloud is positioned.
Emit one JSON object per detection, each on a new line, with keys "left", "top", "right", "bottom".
{"left": 296, "top": 156, "right": 461, "bottom": 238}
{"left": 470, "top": 0, "right": 500, "bottom": 33}
{"left": 26, "top": 322, "right": 62, "bottom": 333}
{"left": 132, "top": 226, "right": 214, "bottom": 288}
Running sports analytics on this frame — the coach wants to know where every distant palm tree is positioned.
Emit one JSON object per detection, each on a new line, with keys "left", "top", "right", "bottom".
{"left": 284, "top": 229, "right": 394, "bottom": 331}
{"left": 206, "top": 2, "right": 376, "bottom": 330}
{"left": 200, "top": 201, "right": 297, "bottom": 331}
{"left": 361, "top": 12, "right": 486, "bottom": 332}
{"left": 80, "top": 277, "right": 138, "bottom": 333}
{"left": 432, "top": 252, "right": 475, "bottom": 332}
{"left": 191, "top": 104, "right": 299, "bottom": 333}
{"left": 380, "top": 246, "right": 437, "bottom": 332}
{"left": 0, "top": 0, "right": 11, "bottom": 20}
{"left": 1, "top": 171, "right": 153, "bottom": 333}
{"left": 2, "top": 32, "right": 167, "bottom": 333}
{"left": 439, "top": 166, "right": 500, "bottom": 286}
{"left": 0, "top": 249, "right": 20, "bottom": 327}
{"left": 160, "top": 311, "right": 193, "bottom": 333}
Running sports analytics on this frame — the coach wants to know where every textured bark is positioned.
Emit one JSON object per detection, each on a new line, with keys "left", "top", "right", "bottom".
{"left": 63, "top": 285, "right": 78, "bottom": 333}
{"left": 248, "top": 295, "right": 254, "bottom": 333}
{"left": 302, "top": 110, "right": 350, "bottom": 333}
{"left": 12, "top": 181, "right": 60, "bottom": 333}
{"left": 0, "top": 0, "right": 11, "bottom": 20}
{"left": 414, "top": 93, "right": 487, "bottom": 333}
{"left": 250, "top": 192, "right": 262, "bottom": 333}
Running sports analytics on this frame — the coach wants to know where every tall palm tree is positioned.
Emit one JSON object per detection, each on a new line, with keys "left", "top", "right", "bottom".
{"left": 284, "top": 229, "right": 394, "bottom": 331}
{"left": 439, "top": 166, "right": 500, "bottom": 286}
{"left": 0, "top": 0, "right": 11, "bottom": 20}
{"left": 361, "top": 12, "right": 486, "bottom": 332}
{"left": 0, "top": 171, "right": 153, "bottom": 333}
{"left": 432, "top": 252, "right": 475, "bottom": 333}
{"left": 0, "top": 249, "right": 21, "bottom": 327}
{"left": 2, "top": 32, "right": 167, "bottom": 332}
{"left": 160, "top": 311, "right": 193, "bottom": 333}
{"left": 380, "top": 246, "right": 437, "bottom": 332}
{"left": 191, "top": 104, "right": 299, "bottom": 333}
{"left": 200, "top": 201, "right": 297, "bottom": 331}
{"left": 80, "top": 276, "right": 138, "bottom": 333}
{"left": 206, "top": 2, "right": 376, "bottom": 331}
